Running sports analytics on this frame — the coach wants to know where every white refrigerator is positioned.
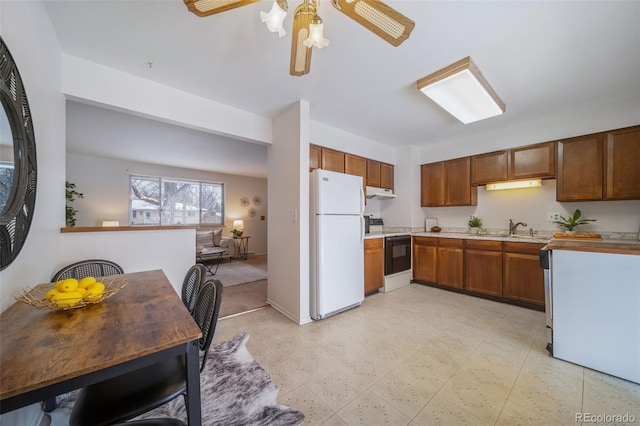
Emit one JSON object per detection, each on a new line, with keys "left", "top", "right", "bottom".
{"left": 310, "top": 169, "right": 365, "bottom": 320}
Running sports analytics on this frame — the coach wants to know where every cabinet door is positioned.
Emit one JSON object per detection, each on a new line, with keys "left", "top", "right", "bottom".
{"left": 464, "top": 240, "right": 503, "bottom": 297}
{"left": 345, "top": 153, "right": 367, "bottom": 197}
{"left": 310, "top": 144, "right": 321, "bottom": 171}
{"left": 413, "top": 237, "right": 437, "bottom": 283}
{"left": 605, "top": 126, "right": 640, "bottom": 200}
{"left": 503, "top": 252, "right": 545, "bottom": 307}
{"left": 437, "top": 239, "right": 464, "bottom": 289}
{"left": 321, "top": 148, "right": 345, "bottom": 173}
{"left": 471, "top": 151, "right": 508, "bottom": 185}
{"left": 364, "top": 238, "right": 384, "bottom": 295}
{"left": 509, "top": 142, "right": 556, "bottom": 180}
{"left": 367, "top": 159, "right": 381, "bottom": 187}
{"left": 380, "top": 163, "right": 394, "bottom": 190}
{"left": 557, "top": 133, "right": 604, "bottom": 201}
{"left": 420, "top": 162, "right": 445, "bottom": 207}
{"left": 445, "top": 157, "right": 477, "bottom": 206}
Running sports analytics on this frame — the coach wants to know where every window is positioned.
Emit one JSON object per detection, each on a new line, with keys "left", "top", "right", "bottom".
{"left": 130, "top": 175, "right": 224, "bottom": 226}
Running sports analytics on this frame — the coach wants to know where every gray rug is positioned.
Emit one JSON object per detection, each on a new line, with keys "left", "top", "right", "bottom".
{"left": 49, "top": 333, "right": 305, "bottom": 426}
{"left": 212, "top": 262, "right": 268, "bottom": 287}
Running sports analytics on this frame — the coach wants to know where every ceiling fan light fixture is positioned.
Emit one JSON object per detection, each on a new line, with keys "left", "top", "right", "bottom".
{"left": 303, "top": 17, "right": 329, "bottom": 48}
{"left": 289, "top": 0, "right": 316, "bottom": 76}
{"left": 260, "top": 0, "right": 288, "bottom": 37}
{"left": 417, "top": 56, "right": 505, "bottom": 124}
{"left": 184, "top": 0, "right": 260, "bottom": 17}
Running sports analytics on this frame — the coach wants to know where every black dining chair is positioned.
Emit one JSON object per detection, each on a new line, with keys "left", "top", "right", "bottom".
{"left": 51, "top": 259, "right": 124, "bottom": 281}
{"left": 69, "top": 279, "right": 223, "bottom": 426}
{"left": 181, "top": 263, "right": 207, "bottom": 313}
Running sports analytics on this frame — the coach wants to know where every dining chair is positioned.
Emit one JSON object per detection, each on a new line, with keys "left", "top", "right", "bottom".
{"left": 181, "top": 263, "right": 207, "bottom": 313}
{"left": 51, "top": 259, "right": 124, "bottom": 281}
{"left": 69, "top": 279, "right": 224, "bottom": 426}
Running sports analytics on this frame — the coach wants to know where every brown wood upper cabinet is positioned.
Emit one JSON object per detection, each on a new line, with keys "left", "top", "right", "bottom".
{"left": 380, "top": 163, "right": 394, "bottom": 190}
{"left": 421, "top": 157, "right": 477, "bottom": 206}
{"left": 310, "top": 144, "right": 321, "bottom": 171}
{"left": 557, "top": 126, "right": 640, "bottom": 201}
{"left": 471, "top": 142, "right": 555, "bottom": 185}
{"left": 345, "top": 154, "right": 367, "bottom": 181}
{"left": 321, "top": 147, "right": 345, "bottom": 173}
{"left": 366, "top": 159, "right": 381, "bottom": 187}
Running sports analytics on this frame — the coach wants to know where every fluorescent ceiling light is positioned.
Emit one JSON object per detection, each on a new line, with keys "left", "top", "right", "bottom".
{"left": 417, "top": 57, "right": 505, "bottom": 124}
{"left": 485, "top": 179, "right": 542, "bottom": 191}
{"left": 102, "top": 220, "right": 120, "bottom": 227}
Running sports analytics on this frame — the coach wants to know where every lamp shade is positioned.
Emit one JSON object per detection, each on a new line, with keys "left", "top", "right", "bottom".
{"left": 260, "top": 1, "right": 288, "bottom": 37}
{"left": 303, "top": 21, "right": 329, "bottom": 48}
{"left": 233, "top": 220, "right": 245, "bottom": 230}
{"left": 417, "top": 57, "right": 505, "bottom": 124}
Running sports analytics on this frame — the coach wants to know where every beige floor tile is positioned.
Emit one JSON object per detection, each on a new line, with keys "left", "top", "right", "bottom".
{"left": 410, "top": 394, "right": 492, "bottom": 426}
{"left": 436, "top": 374, "right": 509, "bottom": 424}
{"left": 508, "top": 366, "right": 583, "bottom": 422}
{"left": 320, "top": 414, "right": 349, "bottom": 425}
{"left": 266, "top": 359, "right": 305, "bottom": 396}
{"left": 369, "top": 366, "right": 446, "bottom": 418}
{"left": 496, "top": 396, "right": 565, "bottom": 425}
{"left": 582, "top": 369, "right": 640, "bottom": 420}
{"left": 278, "top": 384, "right": 335, "bottom": 426}
{"left": 305, "top": 365, "right": 370, "bottom": 411}
{"left": 456, "top": 356, "right": 520, "bottom": 396}
{"left": 337, "top": 389, "right": 412, "bottom": 426}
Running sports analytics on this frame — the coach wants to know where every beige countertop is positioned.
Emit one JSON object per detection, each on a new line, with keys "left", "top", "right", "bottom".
{"left": 412, "top": 231, "right": 551, "bottom": 244}
{"left": 546, "top": 238, "right": 640, "bottom": 256}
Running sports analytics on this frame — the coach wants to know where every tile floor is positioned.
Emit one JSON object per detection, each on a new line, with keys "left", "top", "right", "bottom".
{"left": 214, "top": 283, "right": 640, "bottom": 425}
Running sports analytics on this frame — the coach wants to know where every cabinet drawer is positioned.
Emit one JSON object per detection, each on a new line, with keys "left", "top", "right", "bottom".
{"left": 504, "top": 241, "right": 545, "bottom": 254}
{"left": 438, "top": 238, "right": 464, "bottom": 248}
{"left": 465, "top": 239, "right": 503, "bottom": 251}
{"left": 413, "top": 236, "right": 437, "bottom": 246}
{"left": 364, "top": 238, "right": 383, "bottom": 250}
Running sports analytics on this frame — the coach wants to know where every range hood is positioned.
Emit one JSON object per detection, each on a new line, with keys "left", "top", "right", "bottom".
{"left": 366, "top": 186, "right": 396, "bottom": 199}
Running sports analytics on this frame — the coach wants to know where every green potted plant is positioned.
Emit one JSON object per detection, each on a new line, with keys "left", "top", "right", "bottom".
{"left": 553, "top": 209, "right": 596, "bottom": 233}
{"left": 468, "top": 215, "right": 482, "bottom": 234}
{"left": 66, "top": 181, "right": 84, "bottom": 227}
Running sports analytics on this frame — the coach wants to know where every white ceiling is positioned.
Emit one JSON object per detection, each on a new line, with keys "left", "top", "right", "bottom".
{"left": 43, "top": 0, "right": 639, "bottom": 149}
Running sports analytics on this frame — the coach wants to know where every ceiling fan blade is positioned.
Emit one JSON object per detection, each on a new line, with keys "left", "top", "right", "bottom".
{"left": 183, "top": 0, "right": 260, "bottom": 17}
{"left": 289, "top": 4, "right": 315, "bottom": 76}
{"left": 332, "top": 0, "right": 415, "bottom": 47}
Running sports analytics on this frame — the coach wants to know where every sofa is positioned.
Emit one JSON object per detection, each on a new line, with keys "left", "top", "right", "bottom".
{"left": 196, "top": 229, "right": 234, "bottom": 262}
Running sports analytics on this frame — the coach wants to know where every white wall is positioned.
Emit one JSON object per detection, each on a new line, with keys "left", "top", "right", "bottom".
{"left": 268, "top": 101, "right": 311, "bottom": 324}
{"left": 0, "top": 2, "right": 66, "bottom": 424}
{"left": 66, "top": 153, "right": 268, "bottom": 255}
{"left": 59, "top": 229, "right": 194, "bottom": 295}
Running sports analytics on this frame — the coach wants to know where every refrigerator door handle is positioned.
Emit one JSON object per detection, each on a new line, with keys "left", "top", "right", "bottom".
{"left": 360, "top": 215, "right": 365, "bottom": 244}
{"left": 359, "top": 185, "right": 365, "bottom": 214}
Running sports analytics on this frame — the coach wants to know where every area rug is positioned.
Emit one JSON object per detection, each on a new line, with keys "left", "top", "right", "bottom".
{"left": 49, "top": 333, "right": 305, "bottom": 426}
{"left": 212, "top": 261, "right": 268, "bottom": 287}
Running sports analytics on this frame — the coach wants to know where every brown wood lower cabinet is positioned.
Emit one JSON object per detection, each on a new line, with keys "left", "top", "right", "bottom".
{"left": 464, "top": 240, "right": 503, "bottom": 297}
{"left": 412, "top": 236, "right": 545, "bottom": 310}
{"left": 413, "top": 236, "right": 437, "bottom": 282}
{"left": 364, "top": 238, "right": 384, "bottom": 295}
{"left": 436, "top": 238, "right": 464, "bottom": 289}
{"left": 503, "top": 242, "right": 546, "bottom": 307}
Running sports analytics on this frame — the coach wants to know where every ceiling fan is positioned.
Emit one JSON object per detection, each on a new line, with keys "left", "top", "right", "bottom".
{"left": 183, "top": 0, "right": 415, "bottom": 76}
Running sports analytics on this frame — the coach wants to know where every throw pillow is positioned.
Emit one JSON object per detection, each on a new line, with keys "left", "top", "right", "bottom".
{"left": 212, "top": 229, "right": 223, "bottom": 247}
{"left": 196, "top": 231, "right": 214, "bottom": 248}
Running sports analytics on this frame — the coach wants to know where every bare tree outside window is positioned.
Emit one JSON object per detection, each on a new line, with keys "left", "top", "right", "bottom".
{"left": 130, "top": 175, "right": 224, "bottom": 226}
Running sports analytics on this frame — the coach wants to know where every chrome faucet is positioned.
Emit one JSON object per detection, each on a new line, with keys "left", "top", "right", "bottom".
{"left": 509, "top": 219, "right": 527, "bottom": 235}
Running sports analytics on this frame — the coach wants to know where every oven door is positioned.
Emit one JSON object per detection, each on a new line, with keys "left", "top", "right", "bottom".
{"left": 384, "top": 235, "right": 411, "bottom": 275}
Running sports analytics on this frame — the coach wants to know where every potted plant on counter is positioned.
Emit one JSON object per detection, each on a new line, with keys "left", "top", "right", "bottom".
{"left": 553, "top": 209, "right": 596, "bottom": 234}
{"left": 468, "top": 215, "right": 482, "bottom": 234}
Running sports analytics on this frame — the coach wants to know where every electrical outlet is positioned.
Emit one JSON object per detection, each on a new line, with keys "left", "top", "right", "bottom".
{"left": 547, "top": 212, "right": 560, "bottom": 221}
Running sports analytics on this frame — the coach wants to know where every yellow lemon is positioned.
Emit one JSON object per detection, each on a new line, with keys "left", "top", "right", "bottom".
{"left": 75, "top": 287, "right": 88, "bottom": 297}
{"left": 45, "top": 288, "right": 61, "bottom": 301}
{"left": 78, "top": 276, "right": 96, "bottom": 289}
{"left": 85, "top": 282, "right": 105, "bottom": 302}
{"left": 52, "top": 291, "right": 83, "bottom": 308}
{"left": 55, "top": 278, "right": 79, "bottom": 292}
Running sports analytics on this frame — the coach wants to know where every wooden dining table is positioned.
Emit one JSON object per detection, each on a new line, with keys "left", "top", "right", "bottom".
{"left": 0, "top": 269, "right": 203, "bottom": 425}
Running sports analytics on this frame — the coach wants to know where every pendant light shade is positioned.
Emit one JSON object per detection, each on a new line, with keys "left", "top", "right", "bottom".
{"left": 303, "top": 20, "right": 329, "bottom": 48}
{"left": 260, "top": 0, "right": 288, "bottom": 37}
